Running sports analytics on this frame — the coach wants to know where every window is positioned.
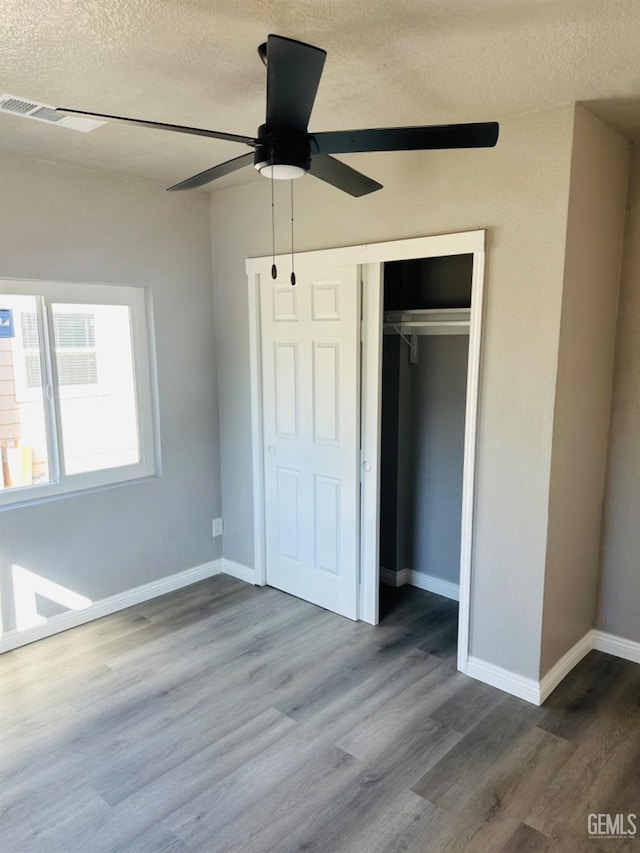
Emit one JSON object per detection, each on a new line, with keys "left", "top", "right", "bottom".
{"left": 23, "top": 311, "right": 99, "bottom": 388}
{"left": 0, "top": 281, "right": 156, "bottom": 507}
{"left": 20, "top": 310, "right": 100, "bottom": 394}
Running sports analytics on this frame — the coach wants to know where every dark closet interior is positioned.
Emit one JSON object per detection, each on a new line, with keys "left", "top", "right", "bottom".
{"left": 379, "top": 254, "right": 472, "bottom": 624}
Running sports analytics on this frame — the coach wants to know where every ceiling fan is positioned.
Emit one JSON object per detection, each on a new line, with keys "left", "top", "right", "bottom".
{"left": 56, "top": 34, "right": 499, "bottom": 197}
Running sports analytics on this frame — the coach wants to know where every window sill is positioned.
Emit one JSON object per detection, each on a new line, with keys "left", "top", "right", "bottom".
{"left": 0, "top": 465, "right": 158, "bottom": 512}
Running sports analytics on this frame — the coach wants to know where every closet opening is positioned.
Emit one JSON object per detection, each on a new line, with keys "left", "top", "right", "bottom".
{"left": 378, "top": 254, "right": 472, "bottom": 658}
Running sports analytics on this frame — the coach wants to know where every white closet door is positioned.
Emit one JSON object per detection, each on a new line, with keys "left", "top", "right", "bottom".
{"left": 260, "top": 265, "right": 360, "bottom": 619}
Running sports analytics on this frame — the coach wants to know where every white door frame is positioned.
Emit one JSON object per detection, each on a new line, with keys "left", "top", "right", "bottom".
{"left": 247, "top": 229, "right": 485, "bottom": 675}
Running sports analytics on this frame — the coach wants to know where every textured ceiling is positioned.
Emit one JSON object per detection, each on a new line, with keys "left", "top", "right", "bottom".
{"left": 1, "top": 0, "right": 640, "bottom": 191}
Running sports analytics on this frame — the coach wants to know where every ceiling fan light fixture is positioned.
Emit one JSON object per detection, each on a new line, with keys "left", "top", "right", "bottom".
{"left": 256, "top": 162, "right": 307, "bottom": 180}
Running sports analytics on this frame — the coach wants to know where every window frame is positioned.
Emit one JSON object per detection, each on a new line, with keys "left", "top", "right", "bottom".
{"left": 10, "top": 299, "right": 43, "bottom": 404}
{"left": 0, "top": 279, "right": 157, "bottom": 508}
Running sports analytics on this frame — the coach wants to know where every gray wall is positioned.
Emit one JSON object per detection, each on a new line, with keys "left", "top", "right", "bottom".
{"left": 379, "top": 334, "right": 416, "bottom": 576}
{"left": 380, "top": 334, "right": 468, "bottom": 586}
{"left": 598, "top": 145, "right": 640, "bottom": 643}
{"left": 0, "top": 153, "right": 221, "bottom": 634}
{"left": 379, "top": 335, "right": 401, "bottom": 573}
{"left": 409, "top": 335, "right": 468, "bottom": 584}
{"left": 541, "top": 107, "right": 630, "bottom": 674}
{"left": 396, "top": 341, "right": 414, "bottom": 575}
{"left": 212, "top": 105, "right": 576, "bottom": 680}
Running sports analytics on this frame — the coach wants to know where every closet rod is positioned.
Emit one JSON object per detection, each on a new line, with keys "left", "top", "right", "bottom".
{"left": 383, "top": 322, "right": 470, "bottom": 337}
{"left": 384, "top": 308, "right": 470, "bottom": 335}
{"left": 384, "top": 320, "right": 469, "bottom": 328}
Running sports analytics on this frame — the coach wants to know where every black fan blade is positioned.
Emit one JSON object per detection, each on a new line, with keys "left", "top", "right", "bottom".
{"left": 266, "top": 34, "right": 326, "bottom": 130}
{"left": 167, "top": 152, "right": 255, "bottom": 191}
{"left": 311, "top": 122, "right": 499, "bottom": 155}
{"left": 56, "top": 107, "right": 256, "bottom": 146}
{"left": 309, "top": 154, "right": 382, "bottom": 197}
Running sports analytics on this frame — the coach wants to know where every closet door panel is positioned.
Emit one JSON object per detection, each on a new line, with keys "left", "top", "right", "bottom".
{"left": 260, "top": 265, "right": 360, "bottom": 619}
{"left": 273, "top": 343, "right": 300, "bottom": 438}
{"left": 312, "top": 342, "right": 340, "bottom": 445}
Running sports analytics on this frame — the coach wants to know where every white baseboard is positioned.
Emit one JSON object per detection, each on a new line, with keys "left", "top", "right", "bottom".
{"left": 539, "top": 630, "right": 594, "bottom": 704}
{"left": 537, "top": 629, "right": 640, "bottom": 704}
{"left": 0, "top": 559, "right": 224, "bottom": 654}
{"left": 465, "top": 656, "right": 541, "bottom": 705}
{"left": 4, "top": 554, "right": 638, "bottom": 710}
{"left": 593, "top": 629, "right": 640, "bottom": 664}
{"left": 0, "top": 556, "right": 259, "bottom": 655}
{"left": 379, "top": 566, "right": 459, "bottom": 601}
{"left": 467, "top": 628, "right": 640, "bottom": 707}
{"left": 221, "top": 559, "right": 256, "bottom": 585}
{"left": 406, "top": 571, "right": 460, "bottom": 602}
{"left": 379, "top": 567, "right": 404, "bottom": 587}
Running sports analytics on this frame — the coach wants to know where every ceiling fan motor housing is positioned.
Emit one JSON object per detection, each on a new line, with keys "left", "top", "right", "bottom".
{"left": 254, "top": 124, "right": 311, "bottom": 179}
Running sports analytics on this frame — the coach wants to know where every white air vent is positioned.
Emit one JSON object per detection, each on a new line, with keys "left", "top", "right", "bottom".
{"left": 0, "top": 95, "right": 105, "bottom": 133}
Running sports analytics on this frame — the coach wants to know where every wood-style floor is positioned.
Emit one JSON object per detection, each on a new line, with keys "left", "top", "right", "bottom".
{"left": 1, "top": 576, "right": 638, "bottom": 853}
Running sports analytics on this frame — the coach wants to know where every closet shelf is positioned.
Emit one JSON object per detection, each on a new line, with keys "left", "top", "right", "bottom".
{"left": 384, "top": 308, "right": 470, "bottom": 336}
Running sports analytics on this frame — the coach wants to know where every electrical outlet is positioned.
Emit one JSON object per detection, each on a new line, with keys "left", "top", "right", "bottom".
{"left": 212, "top": 517, "right": 224, "bottom": 538}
